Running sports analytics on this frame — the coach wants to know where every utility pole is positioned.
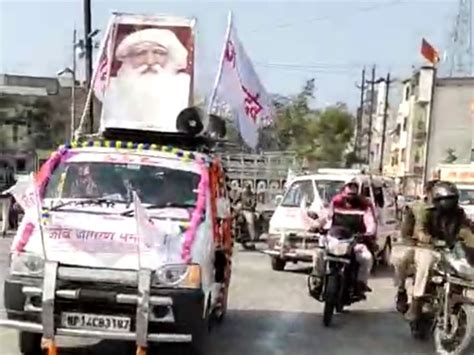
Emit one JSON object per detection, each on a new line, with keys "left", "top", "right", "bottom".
{"left": 354, "top": 67, "right": 367, "bottom": 158}
{"left": 366, "top": 65, "right": 376, "bottom": 166}
{"left": 71, "top": 28, "right": 77, "bottom": 140}
{"left": 379, "top": 72, "right": 395, "bottom": 174}
{"left": 83, "top": 0, "right": 94, "bottom": 133}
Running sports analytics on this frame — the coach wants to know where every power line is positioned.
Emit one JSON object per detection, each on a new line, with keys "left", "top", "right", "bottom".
{"left": 249, "top": 0, "right": 405, "bottom": 34}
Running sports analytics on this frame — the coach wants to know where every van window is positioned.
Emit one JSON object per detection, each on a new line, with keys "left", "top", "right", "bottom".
{"left": 373, "top": 185, "right": 385, "bottom": 208}
{"left": 315, "top": 180, "right": 345, "bottom": 204}
{"left": 281, "top": 180, "right": 314, "bottom": 207}
{"left": 362, "top": 183, "right": 371, "bottom": 198}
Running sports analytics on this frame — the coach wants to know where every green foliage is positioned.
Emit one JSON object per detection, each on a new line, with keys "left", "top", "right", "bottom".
{"left": 261, "top": 79, "right": 355, "bottom": 166}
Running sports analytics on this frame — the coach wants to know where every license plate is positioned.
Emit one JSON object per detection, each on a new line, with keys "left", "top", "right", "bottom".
{"left": 61, "top": 312, "right": 131, "bottom": 332}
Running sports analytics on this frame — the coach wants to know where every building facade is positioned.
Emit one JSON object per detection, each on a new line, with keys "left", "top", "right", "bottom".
{"left": 387, "top": 67, "right": 474, "bottom": 195}
{"left": 0, "top": 73, "right": 100, "bottom": 188}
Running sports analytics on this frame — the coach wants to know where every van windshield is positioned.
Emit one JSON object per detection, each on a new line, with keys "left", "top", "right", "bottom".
{"left": 315, "top": 180, "right": 345, "bottom": 204}
{"left": 44, "top": 161, "right": 201, "bottom": 206}
{"left": 459, "top": 188, "right": 474, "bottom": 205}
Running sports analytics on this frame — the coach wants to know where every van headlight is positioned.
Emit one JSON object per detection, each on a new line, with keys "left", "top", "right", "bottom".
{"left": 10, "top": 252, "right": 45, "bottom": 277}
{"left": 153, "top": 264, "right": 201, "bottom": 288}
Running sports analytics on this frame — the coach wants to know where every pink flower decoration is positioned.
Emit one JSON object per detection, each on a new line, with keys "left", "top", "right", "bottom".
{"left": 181, "top": 159, "right": 209, "bottom": 262}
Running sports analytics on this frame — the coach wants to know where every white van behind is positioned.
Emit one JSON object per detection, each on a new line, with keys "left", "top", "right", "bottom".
{"left": 264, "top": 169, "right": 397, "bottom": 271}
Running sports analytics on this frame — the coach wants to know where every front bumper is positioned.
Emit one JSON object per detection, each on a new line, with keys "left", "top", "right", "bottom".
{"left": 262, "top": 232, "right": 319, "bottom": 261}
{"left": 2, "top": 264, "right": 204, "bottom": 345}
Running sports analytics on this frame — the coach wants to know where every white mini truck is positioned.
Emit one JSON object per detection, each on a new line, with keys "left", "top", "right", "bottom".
{"left": 1, "top": 132, "right": 233, "bottom": 355}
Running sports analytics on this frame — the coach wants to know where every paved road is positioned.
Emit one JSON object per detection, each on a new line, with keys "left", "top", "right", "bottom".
{"left": 0, "top": 237, "right": 433, "bottom": 354}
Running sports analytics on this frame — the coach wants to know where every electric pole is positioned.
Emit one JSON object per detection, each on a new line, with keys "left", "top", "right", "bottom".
{"left": 366, "top": 65, "right": 376, "bottom": 166}
{"left": 71, "top": 28, "right": 77, "bottom": 140}
{"left": 354, "top": 67, "right": 367, "bottom": 158}
{"left": 83, "top": 0, "right": 94, "bottom": 133}
{"left": 379, "top": 72, "right": 395, "bottom": 174}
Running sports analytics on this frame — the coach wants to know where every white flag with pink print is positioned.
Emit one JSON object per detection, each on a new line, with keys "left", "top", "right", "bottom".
{"left": 209, "top": 12, "right": 273, "bottom": 149}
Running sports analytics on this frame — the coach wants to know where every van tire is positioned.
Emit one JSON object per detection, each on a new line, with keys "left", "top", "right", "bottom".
{"left": 190, "top": 297, "right": 211, "bottom": 355}
{"left": 271, "top": 256, "right": 286, "bottom": 271}
{"left": 19, "top": 332, "right": 42, "bottom": 355}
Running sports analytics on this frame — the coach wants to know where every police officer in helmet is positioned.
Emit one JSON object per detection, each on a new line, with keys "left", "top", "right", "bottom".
{"left": 404, "top": 181, "right": 474, "bottom": 321}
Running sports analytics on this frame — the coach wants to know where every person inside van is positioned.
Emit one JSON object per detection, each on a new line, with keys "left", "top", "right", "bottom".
{"left": 309, "top": 181, "right": 377, "bottom": 298}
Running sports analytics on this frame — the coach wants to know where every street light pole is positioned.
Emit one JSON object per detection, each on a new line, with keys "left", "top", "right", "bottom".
{"left": 71, "top": 28, "right": 77, "bottom": 141}
{"left": 83, "top": 0, "right": 94, "bottom": 133}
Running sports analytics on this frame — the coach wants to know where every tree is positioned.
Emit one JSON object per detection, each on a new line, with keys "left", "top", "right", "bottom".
{"left": 261, "top": 79, "right": 354, "bottom": 166}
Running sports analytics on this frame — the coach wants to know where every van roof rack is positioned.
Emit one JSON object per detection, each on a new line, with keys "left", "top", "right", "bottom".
{"left": 90, "top": 128, "right": 218, "bottom": 152}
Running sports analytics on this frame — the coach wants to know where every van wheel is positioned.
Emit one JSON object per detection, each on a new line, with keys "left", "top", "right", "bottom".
{"left": 271, "top": 256, "right": 286, "bottom": 271}
{"left": 19, "top": 332, "right": 42, "bottom": 355}
{"left": 190, "top": 298, "right": 211, "bottom": 355}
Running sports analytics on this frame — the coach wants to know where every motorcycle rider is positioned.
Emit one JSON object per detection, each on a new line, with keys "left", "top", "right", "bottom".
{"left": 403, "top": 181, "right": 474, "bottom": 321}
{"left": 240, "top": 184, "right": 257, "bottom": 241}
{"left": 309, "top": 180, "right": 376, "bottom": 298}
{"left": 393, "top": 180, "right": 438, "bottom": 314}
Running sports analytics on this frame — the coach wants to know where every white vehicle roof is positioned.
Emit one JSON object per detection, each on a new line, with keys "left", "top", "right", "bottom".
{"left": 290, "top": 172, "right": 388, "bottom": 186}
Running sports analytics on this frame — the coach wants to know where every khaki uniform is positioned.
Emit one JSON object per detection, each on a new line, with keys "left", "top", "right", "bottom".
{"left": 392, "top": 200, "right": 429, "bottom": 292}
{"left": 393, "top": 200, "right": 474, "bottom": 296}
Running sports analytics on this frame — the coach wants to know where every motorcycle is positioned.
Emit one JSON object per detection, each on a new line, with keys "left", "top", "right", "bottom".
{"left": 232, "top": 203, "right": 261, "bottom": 250}
{"left": 404, "top": 240, "right": 474, "bottom": 354}
{"left": 308, "top": 228, "right": 371, "bottom": 327}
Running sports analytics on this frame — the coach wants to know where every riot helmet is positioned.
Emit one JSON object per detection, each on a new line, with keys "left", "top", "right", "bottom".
{"left": 432, "top": 181, "right": 459, "bottom": 212}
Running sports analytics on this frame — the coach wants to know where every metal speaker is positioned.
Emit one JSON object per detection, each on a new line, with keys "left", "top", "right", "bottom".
{"left": 176, "top": 107, "right": 205, "bottom": 136}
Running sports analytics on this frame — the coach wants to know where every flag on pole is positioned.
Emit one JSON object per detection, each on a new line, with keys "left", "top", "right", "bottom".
{"left": 209, "top": 12, "right": 274, "bottom": 149}
{"left": 133, "top": 192, "right": 183, "bottom": 267}
{"left": 285, "top": 168, "right": 296, "bottom": 189}
{"left": 134, "top": 192, "right": 159, "bottom": 248}
{"left": 421, "top": 38, "right": 440, "bottom": 65}
{"left": 92, "top": 18, "right": 115, "bottom": 101}
{"left": 11, "top": 173, "right": 47, "bottom": 258}
{"left": 4, "top": 173, "right": 38, "bottom": 211}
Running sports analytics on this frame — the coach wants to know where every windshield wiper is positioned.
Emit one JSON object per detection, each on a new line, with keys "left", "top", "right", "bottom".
{"left": 120, "top": 202, "right": 195, "bottom": 216}
{"left": 49, "top": 198, "right": 125, "bottom": 211}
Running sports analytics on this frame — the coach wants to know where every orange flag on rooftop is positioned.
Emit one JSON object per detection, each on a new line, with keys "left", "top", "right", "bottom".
{"left": 421, "top": 38, "right": 440, "bottom": 65}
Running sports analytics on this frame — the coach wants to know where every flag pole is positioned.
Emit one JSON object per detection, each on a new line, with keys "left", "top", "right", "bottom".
{"left": 207, "top": 11, "right": 233, "bottom": 114}
{"left": 32, "top": 173, "right": 48, "bottom": 261}
{"left": 133, "top": 191, "right": 143, "bottom": 270}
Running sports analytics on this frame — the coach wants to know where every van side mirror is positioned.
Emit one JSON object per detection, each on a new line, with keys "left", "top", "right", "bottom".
{"left": 275, "top": 195, "right": 283, "bottom": 205}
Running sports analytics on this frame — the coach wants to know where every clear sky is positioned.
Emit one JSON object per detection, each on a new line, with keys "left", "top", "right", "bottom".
{"left": 0, "top": 0, "right": 468, "bottom": 110}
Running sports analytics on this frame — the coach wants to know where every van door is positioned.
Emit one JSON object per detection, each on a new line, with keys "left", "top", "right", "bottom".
{"left": 371, "top": 179, "right": 398, "bottom": 243}
{"left": 381, "top": 179, "right": 398, "bottom": 235}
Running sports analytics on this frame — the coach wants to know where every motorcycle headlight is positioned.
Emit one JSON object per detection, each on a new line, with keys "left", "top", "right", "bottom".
{"left": 153, "top": 264, "right": 201, "bottom": 288}
{"left": 9, "top": 252, "right": 45, "bottom": 277}
{"left": 326, "top": 236, "right": 351, "bottom": 256}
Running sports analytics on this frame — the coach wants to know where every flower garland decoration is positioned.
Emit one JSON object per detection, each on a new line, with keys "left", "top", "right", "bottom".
{"left": 181, "top": 159, "right": 209, "bottom": 263}
{"left": 36, "top": 146, "right": 71, "bottom": 197}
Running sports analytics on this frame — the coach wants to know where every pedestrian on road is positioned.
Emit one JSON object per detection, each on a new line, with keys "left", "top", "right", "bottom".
{"left": 1, "top": 193, "right": 12, "bottom": 237}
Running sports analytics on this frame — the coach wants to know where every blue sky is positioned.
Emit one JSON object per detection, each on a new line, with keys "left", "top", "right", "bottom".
{"left": 0, "top": 0, "right": 467, "bottom": 109}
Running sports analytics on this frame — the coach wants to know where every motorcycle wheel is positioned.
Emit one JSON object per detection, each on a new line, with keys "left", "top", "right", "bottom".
{"left": 434, "top": 304, "right": 474, "bottom": 355}
{"left": 410, "top": 315, "right": 432, "bottom": 341}
{"left": 323, "top": 274, "right": 340, "bottom": 327}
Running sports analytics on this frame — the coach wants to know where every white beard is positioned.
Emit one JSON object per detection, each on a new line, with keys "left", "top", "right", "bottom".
{"left": 101, "top": 64, "right": 190, "bottom": 132}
